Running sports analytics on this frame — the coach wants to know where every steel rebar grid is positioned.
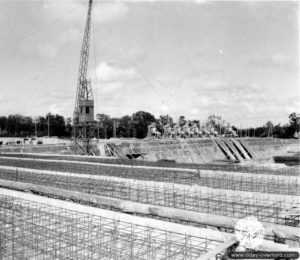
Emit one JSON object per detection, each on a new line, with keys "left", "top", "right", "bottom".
{"left": 0, "top": 168, "right": 298, "bottom": 226}
{"left": 0, "top": 194, "right": 221, "bottom": 260}
{"left": 0, "top": 159, "right": 298, "bottom": 195}
{"left": 0, "top": 155, "right": 299, "bottom": 177}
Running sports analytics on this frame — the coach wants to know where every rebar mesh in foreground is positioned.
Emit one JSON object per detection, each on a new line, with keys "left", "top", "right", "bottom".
{"left": 0, "top": 194, "right": 222, "bottom": 260}
{"left": 0, "top": 168, "right": 297, "bottom": 227}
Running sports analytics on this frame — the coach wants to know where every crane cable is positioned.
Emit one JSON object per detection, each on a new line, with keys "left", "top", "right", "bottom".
{"left": 93, "top": 5, "right": 168, "bottom": 107}
{"left": 91, "top": 10, "right": 100, "bottom": 116}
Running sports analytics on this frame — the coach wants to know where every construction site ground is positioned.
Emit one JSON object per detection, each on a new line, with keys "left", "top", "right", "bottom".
{"left": 0, "top": 138, "right": 299, "bottom": 259}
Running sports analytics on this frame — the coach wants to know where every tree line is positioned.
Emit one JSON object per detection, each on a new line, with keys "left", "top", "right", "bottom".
{"left": 0, "top": 111, "right": 298, "bottom": 139}
{"left": 0, "top": 114, "right": 72, "bottom": 138}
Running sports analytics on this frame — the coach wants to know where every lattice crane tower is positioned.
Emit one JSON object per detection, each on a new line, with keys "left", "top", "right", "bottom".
{"left": 73, "top": 0, "right": 97, "bottom": 155}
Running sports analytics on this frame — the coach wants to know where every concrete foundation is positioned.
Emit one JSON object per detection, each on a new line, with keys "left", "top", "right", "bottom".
{"left": 105, "top": 138, "right": 300, "bottom": 164}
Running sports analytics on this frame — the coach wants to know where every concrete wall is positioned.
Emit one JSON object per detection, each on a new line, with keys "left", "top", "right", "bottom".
{"left": 1, "top": 137, "right": 298, "bottom": 163}
{"left": 244, "top": 138, "right": 299, "bottom": 160}
{"left": 107, "top": 138, "right": 300, "bottom": 163}
{"left": 108, "top": 138, "right": 225, "bottom": 163}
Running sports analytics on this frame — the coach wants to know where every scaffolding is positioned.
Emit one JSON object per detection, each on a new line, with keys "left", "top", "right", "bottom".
{"left": 0, "top": 168, "right": 298, "bottom": 226}
{"left": 0, "top": 192, "right": 222, "bottom": 260}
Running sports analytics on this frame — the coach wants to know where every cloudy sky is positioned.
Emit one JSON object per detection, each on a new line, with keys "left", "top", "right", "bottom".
{"left": 0, "top": 0, "right": 299, "bottom": 127}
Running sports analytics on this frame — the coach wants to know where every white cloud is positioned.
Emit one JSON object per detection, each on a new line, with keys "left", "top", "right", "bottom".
{"left": 91, "top": 74, "right": 296, "bottom": 128}
{"left": 48, "top": 103, "right": 71, "bottom": 115}
{"left": 249, "top": 52, "right": 293, "bottom": 70}
{"left": 97, "top": 82, "right": 123, "bottom": 94}
{"left": 36, "top": 44, "right": 58, "bottom": 59}
{"left": 43, "top": 1, "right": 128, "bottom": 24}
{"left": 0, "top": 94, "right": 4, "bottom": 102}
{"left": 96, "top": 62, "right": 136, "bottom": 82}
{"left": 159, "top": 103, "right": 171, "bottom": 113}
{"left": 165, "top": 79, "right": 296, "bottom": 127}
{"left": 204, "top": 80, "right": 228, "bottom": 90}
{"left": 195, "top": 0, "right": 210, "bottom": 3}
{"left": 18, "top": 25, "right": 81, "bottom": 60}
{"left": 198, "top": 96, "right": 211, "bottom": 107}
{"left": 49, "top": 104, "right": 61, "bottom": 114}
{"left": 271, "top": 52, "right": 290, "bottom": 65}
{"left": 42, "top": 2, "right": 84, "bottom": 23}
{"left": 191, "top": 108, "right": 200, "bottom": 115}
{"left": 284, "top": 99, "right": 300, "bottom": 114}
{"left": 19, "top": 1, "right": 128, "bottom": 60}
{"left": 93, "top": 2, "right": 128, "bottom": 23}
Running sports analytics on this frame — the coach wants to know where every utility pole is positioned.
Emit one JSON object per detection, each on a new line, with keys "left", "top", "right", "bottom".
{"left": 33, "top": 117, "right": 38, "bottom": 137}
{"left": 113, "top": 119, "right": 117, "bottom": 138}
{"left": 96, "top": 114, "right": 103, "bottom": 139}
{"left": 113, "top": 119, "right": 116, "bottom": 138}
{"left": 48, "top": 116, "right": 50, "bottom": 137}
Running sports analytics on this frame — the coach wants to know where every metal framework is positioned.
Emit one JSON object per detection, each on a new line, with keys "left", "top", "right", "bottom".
{"left": 74, "top": 123, "right": 98, "bottom": 155}
{"left": 73, "top": 0, "right": 97, "bottom": 155}
{"left": 0, "top": 158, "right": 298, "bottom": 196}
{"left": 0, "top": 154, "right": 299, "bottom": 177}
{"left": 0, "top": 194, "right": 221, "bottom": 259}
{"left": 0, "top": 168, "right": 298, "bottom": 227}
{"left": 74, "top": 0, "right": 93, "bottom": 111}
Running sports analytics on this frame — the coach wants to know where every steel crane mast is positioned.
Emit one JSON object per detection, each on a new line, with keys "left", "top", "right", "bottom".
{"left": 74, "top": 0, "right": 93, "bottom": 120}
{"left": 73, "top": 0, "right": 97, "bottom": 155}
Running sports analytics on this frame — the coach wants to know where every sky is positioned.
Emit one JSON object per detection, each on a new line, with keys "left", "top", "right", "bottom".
{"left": 0, "top": 0, "right": 299, "bottom": 128}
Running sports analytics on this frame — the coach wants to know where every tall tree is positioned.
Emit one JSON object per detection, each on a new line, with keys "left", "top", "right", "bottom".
{"left": 7, "top": 114, "right": 22, "bottom": 136}
{"left": 37, "top": 116, "right": 47, "bottom": 136}
{"left": 132, "top": 111, "right": 156, "bottom": 139}
{"left": 119, "top": 115, "right": 132, "bottom": 138}
{"left": 53, "top": 114, "right": 66, "bottom": 137}
{"left": 0, "top": 116, "right": 8, "bottom": 136}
